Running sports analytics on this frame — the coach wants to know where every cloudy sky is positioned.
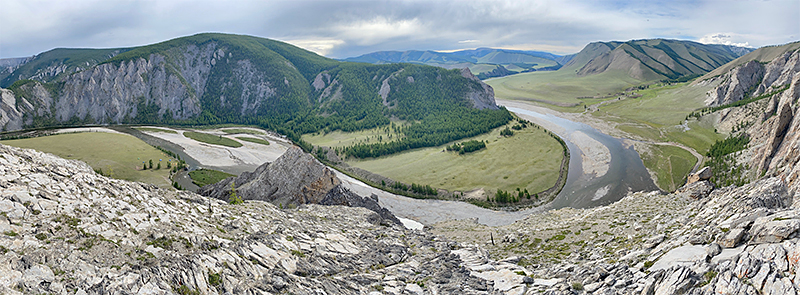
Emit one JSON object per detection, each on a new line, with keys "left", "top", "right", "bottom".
{"left": 1, "top": 0, "right": 798, "bottom": 59}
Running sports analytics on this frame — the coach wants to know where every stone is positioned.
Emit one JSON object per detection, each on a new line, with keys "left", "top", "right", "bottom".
{"left": 686, "top": 167, "right": 713, "bottom": 185}
{"left": 719, "top": 228, "right": 746, "bottom": 248}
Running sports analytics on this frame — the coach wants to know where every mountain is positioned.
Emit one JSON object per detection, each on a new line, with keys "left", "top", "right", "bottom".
{"left": 0, "top": 48, "right": 132, "bottom": 87}
{"left": 343, "top": 47, "right": 564, "bottom": 79}
{"left": 564, "top": 39, "right": 753, "bottom": 81}
{"left": 0, "top": 33, "right": 511, "bottom": 157}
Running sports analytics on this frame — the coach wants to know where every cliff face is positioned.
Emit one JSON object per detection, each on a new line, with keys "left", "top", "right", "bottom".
{"left": 198, "top": 147, "right": 340, "bottom": 206}
{"left": 706, "top": 49, "right": 800, "bottom": 106}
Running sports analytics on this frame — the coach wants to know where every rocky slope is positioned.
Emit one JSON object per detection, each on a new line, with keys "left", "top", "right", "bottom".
{"left": 434, "top": 173, "right": 800, "bottom": 294}
{"left": 705, "top": 48, "right": 799, "bottom": 106}
{"left": 0, "top": 143, "right": 555, "bottom": 294}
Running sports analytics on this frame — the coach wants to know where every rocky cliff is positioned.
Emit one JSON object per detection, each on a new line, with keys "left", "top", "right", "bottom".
{"left": 705, "top": 49, "right": 800, "bottom": 106}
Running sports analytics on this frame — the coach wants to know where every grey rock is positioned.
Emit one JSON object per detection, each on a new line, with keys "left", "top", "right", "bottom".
{"left": 687, "top": 167, "right": 712, "bottom": 185}
{"left": 719, "top": 228, "right": 746, "bottom": 248}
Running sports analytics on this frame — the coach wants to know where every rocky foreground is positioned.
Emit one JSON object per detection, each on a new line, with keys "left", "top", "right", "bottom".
{"left": 0, "top": 144, "right": 542, "bottom": 294}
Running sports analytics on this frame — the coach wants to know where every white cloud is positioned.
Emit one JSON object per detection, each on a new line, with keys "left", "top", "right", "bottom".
{"left": 283, "top": 39, "right": 346, "bottom": 56}
{"left": 458, "top": 40, "right": 480, "bottom": 44}
{"left": 333, "top": 17, "right": 423, "bottom": 46}
{"left": 698, "top": 33, "right": 751, "bottom": 48}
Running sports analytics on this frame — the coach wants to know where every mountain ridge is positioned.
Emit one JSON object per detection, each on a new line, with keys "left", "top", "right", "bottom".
{"left": 0, "top": 33, "right": 511, "bottom": 158}
{"left": 568, "top": 39, "right": 753, "bottom": 81}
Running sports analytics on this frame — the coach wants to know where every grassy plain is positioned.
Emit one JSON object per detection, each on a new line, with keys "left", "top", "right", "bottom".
{"left": 237, "top": 137, "right": 270, "bottom": 145}
{"left": 594, "top": 82, "right": 723, "bottom": 154}
{"left": 640, "top": 145, "right": 697, "bottom": 191}
{"left": 487, "top": 69, "right": 642, "bottom": 111}
{"left": 183, "top": 131, "right": 243, "bottom": 148}
{"left": 302, "top": 123, "right": 405, "bottom": 148}
{"left": 134, "top": 127, "right": 178, "bottom": 134}
{"left": 221, "top": 128, "right": 264, "bottom": 135}
{"left": 346, "top": 122, "right": 564, "bottom": 195}
{"left": 2, "top": 132, "right": 175, "bottom": 187}
{"left": 188, "top": 168, "right": 235, "bottom": 187}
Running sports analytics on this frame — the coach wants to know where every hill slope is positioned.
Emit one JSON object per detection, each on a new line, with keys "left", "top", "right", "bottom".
{"left": 574, "top": 39, "right": 752, "bottom": 80}
{"left": 0, "top": 33, "right": 511, "bottom": 157}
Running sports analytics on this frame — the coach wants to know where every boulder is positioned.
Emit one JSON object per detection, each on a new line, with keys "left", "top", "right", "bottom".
{"left": 686, "top": 167, "right": 712, "bottom": 185}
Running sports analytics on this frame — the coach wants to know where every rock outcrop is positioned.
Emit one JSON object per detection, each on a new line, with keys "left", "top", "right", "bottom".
{"left": 198, "top": 146, "right": 339, "bottom": 206}
{"left": 706, "top": 49, "right": 800, "bottom": 106}
{"left": 460, "top": 68, "right": 500, "bottom": 110}
{"left": 0, "top": 144, "right": 510, "bottom": 294}
{"left": 199, "top": 146, "right": 400, "bottom": 225}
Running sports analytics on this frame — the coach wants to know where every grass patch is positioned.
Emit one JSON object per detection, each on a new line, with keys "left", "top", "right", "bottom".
{"left": 135, "top": 127, "right": 178, "bottom": 134}
{"left": 183, "top": 131, "right": 243, "bottom": 148}
{"left": 302, "top": 122, "right": 407, "bottom": 148}
{"left": 487, "top": 69, "right": 643, "bottom": 112}
{"left": 640, "top": 145, "right": 697, "bottom": 191}
{"left": 221, "top": 128, "right": 264, "bottom": 135}
{"left": 2, "top": 132, "right": 175, "bottom": 187}
{"left": 236, "top": 137, "right": 270, "bottom": 145}
{"left": 188, "top": 168, "right": 235, "bottom": 187}
{"left": 347, "top": 121, "right": 563, "bottom": 196}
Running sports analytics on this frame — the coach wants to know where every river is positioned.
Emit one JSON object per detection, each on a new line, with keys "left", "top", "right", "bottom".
{"left": 114, "top": 102, "right": 657, "bottom": 227}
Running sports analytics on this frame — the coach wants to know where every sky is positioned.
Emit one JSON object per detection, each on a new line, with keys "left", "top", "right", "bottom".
{"left": 1, "top": 0, "right": 798, "bottom": 59}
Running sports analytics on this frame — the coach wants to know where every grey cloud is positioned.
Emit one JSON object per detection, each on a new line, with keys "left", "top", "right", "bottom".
{"left": 1, "top": 0, "right": 798, "bottom": 59}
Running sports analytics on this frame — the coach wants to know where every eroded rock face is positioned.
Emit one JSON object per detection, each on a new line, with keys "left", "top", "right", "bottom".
{"left": 0, "top": 144, "right": 499, "bottom": 294}
{"left": 199, "top": 146, "right": 340, "bottom": 206}
{"left": 460, "top": 68, "right": 499, "bottom": 110}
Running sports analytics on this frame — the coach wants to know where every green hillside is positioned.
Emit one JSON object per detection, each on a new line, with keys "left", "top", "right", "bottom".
{"left": 3, "top": 33, "right": 511, "bottom": 158}
{"left": 0, "top": 48, "right": 131, "bottom": 87}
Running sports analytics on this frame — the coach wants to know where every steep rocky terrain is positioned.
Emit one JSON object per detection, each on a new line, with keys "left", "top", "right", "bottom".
{"left": 0, "top": 144, "right": 549, "bottom": 294}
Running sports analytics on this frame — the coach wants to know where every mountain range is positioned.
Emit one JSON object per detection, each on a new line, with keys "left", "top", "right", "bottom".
{"left": 343, "top": 48, "right": 572, "bottom": 79}
{"left": 0, "top": 33, "right": 509, "bottom": 157}
{"left": 563, "top": 39, "right": 753, "bottom": 81}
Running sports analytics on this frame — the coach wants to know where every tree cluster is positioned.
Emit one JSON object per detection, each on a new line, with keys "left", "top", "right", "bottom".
{"left": 446, "top": 140, "right": 487, "bottom": 154}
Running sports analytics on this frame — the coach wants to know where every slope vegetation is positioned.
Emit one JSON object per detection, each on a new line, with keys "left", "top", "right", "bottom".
{"left": 0, "top": 33, "right": 511, "bottom": 158}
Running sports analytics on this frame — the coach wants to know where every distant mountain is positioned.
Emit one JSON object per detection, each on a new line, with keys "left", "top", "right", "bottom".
{"left": 0, "top": 33, "right": 511, "bottom": 158}
{"left": 563, "top": 39, "right": 753, "bottom": 81}
{"left": 343, "top": 48, "right": 566, "bottom": 79}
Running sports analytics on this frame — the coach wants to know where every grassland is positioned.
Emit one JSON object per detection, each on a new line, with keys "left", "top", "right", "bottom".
{"left": 487, "top": 69, "right": 642, "bottom": 112}
{"left": 221, "top": 128, "right": 264, "bottom": 135}
{"left": 346, "top": 122, "right": 564, "bottom": 196}
{"left": 2, "top": 132, "right": 175, "bottom": 187}
{"left": 594, "top": 82, "right": 723, "bottom": 154}
{"left": 237, "top": 137, "right": 270, "bottom": 145}
{"left": 183, "top": 131, "right": 243, "bottom": 148}
{"left": 302, "top": 123, "right": 406, "bottom": 148}
{"left": 188, "top": 168, "right": 235, "bottom": 187}
{"left": 640, "top": 145, "right": 697, "bottom": 191}
{"left": 135, "top": 127, "right": 178, "bottom": 134}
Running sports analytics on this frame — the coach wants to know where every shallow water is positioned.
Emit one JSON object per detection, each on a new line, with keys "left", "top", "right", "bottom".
{"left": 506, "top": 107, "right": 658, "bottom": 209}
